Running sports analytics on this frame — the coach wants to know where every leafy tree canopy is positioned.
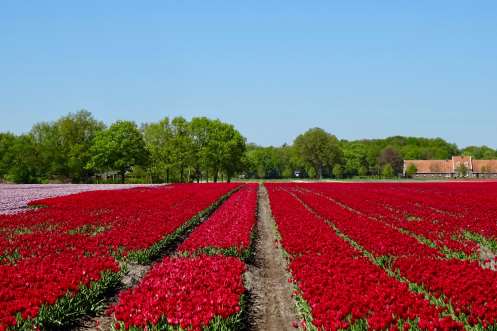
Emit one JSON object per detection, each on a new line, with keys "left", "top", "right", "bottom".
{"left": 87, "top": 120, "right": 149, "bottom": 182}
{"left": 294, "top": 128, "right": 342, "bottom": 179}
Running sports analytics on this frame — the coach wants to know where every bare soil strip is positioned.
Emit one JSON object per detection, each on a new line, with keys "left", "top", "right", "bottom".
{"left": 74, "top": 263, "right": 150, "bottom": 331}
{"left": 480, "top": 245, "right": 497, "bottom": 270}
{"left": 244, "top": 184, "right": 298, "bottom": 331}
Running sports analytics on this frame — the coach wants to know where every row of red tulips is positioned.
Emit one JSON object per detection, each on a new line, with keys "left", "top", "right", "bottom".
{"left": 179, "top": 183, "right": 258, "bottom": 257}
{"left": 287, "top": 185, "right": 441, "bottom": 258}
{"left": 0, "top": 184, "right": 237, "bottom": 330}
{"left": 110, "top": 256, "right": 246, "bottom": 331}
{"left": 110, "top": 184, "right": 258, "bottom": 330}
{"left": 285, "top": 183, "right": 497, "bottom": 329}
{"left": 305, "top": 182, "right": 497, "bottom": 255}
{"left": 266, "top": 184, "right": 460, "bottom": 331}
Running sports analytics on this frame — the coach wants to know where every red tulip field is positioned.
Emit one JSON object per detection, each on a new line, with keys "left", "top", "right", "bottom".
{"left": 267, "top": 182, "right": 497, "bottom": 331}
{"left": 1, "top": 181, "right": 497, "bottom": 330}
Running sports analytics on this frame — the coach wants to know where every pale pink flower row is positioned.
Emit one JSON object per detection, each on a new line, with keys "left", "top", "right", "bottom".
{"left": 0, "top": 184, "right": 156, "bottom": 214}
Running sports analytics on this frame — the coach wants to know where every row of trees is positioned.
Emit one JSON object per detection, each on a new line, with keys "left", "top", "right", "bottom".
{"left": 1, "top": 111, "right": 105, "bottom": 183}
{"left": 0, "top": 111, "right": 245, "bottom": 183}
{"left": 245, "top": 133, "right": 497, "bottom": 179}
{"left": 142, "top": 117, "right": 245, "bottom": 183}
{"left": 1, "top": 110, "right": 496, "bottom": 183}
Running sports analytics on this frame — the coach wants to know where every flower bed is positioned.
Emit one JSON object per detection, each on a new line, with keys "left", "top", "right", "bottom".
{"left": 0, "top": 184, "right": 238, "bottom": 330}
{"left": 266, "top": 184, "right": 460, "bottom": 330}
{"left": 110, "top": 256, "right": 246, "bottom": 331}
{"left": 305, "top": 182, "right": 495, "bottom": 255}
{"left": 178, "top": 183, "right": 257, "bottom": 258}
{"left": 284, "top": 182, "right": 497, "bottom": 329}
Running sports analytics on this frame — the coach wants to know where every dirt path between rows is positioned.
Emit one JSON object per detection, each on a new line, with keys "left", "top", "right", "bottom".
{"left": 73, "top": 263, "right": 150, "bottom": 331}
{"left": 244, "top": 184, "right": 298, "bottom": 331}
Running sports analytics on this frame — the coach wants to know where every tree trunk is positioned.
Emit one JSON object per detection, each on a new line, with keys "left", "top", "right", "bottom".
{"left": 317, "top": 165, "right": 323, "bottom": 179}
{"left": 180, "top": 167, "right": 184, "bottom": 182}
{"left": 120, "top": 170, "right": 126, "bottom": 184}
{"left": 166, "top": 168, "right": 170, "bottom": 183}
{"left": 213, "top": 169, "right": 218, "bottom": 183}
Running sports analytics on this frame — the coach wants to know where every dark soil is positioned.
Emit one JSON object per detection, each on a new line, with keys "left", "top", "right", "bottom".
{"left": 244, "top": 184, "right": 298, "bottom": 331}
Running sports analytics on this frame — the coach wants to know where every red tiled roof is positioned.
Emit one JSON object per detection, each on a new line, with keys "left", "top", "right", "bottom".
{"left": 404, "top": 160, "right": 453, "bottom": 174}
{"left": 472, "top": 160, "right": 497, "bottom": 173}
{"left": 404, "top": 156, "right": 497, "bottom": 174}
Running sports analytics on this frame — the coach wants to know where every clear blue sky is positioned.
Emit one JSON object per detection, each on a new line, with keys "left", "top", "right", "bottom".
{"left": 1, "top": 1, "right": 496, "bottom": 148}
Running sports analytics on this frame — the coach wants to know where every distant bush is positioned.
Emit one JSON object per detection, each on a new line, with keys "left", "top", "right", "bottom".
{"left": 382, "top": 164, "right": 395, "bottom": 178}
{"left": 406, "top": 164, "right": 417, "bottom": 177}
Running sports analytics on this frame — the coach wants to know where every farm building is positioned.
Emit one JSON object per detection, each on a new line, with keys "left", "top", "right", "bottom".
{"left": 403, "top": 156, "right": 497, "bottom": 178}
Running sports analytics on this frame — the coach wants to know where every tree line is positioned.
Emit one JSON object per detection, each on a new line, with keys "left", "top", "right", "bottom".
{"left": 247, "top": 134, "right": 496, "bottom": 179}
{"left": 1, "top": 110, "right": 496, "bottom": 183}
{"left": 0, "top": 111, "right": 245, "bottom": 183}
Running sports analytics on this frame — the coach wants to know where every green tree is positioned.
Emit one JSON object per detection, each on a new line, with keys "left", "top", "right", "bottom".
{"left": 220, "top": 128, "right": 246, "bottom": 182}
{"left": 204, "top": 120, "right": 245, "bottom": 182}
{"left": 456, "top": 164, "right": 468, "bottom": 177}
{"left": 28, "top": 110, "right": 104, "bottom": 182}
{"left": 332, "top": 164, "right": 344, "bottom": 179}
{"left": 0, "top": 133, "right": 17, "bottom": 180}
{"left": 382, "top": 164, "right": 395, "bottom": 178}
{"left": 30, "top": 121, "right": 61, "bottom": 179}
{"left": 378, "top": 146, "right": 403, "bottom": 175}
{"left": 461, "top": 146, "right": 497, "bottom": 159}
{"left": 87, "top": 121, "right": 149, "bottom": 183}
{"left": 294, "top": 128, "right": 343, "bottom": 179}
{"left": 405, "top": 163, "right": 418, "bottom": 177}
{"left": 170, "top": 117, "right": 193, "bottom": 182}
{"left": 143, "top": 117, "right": 174, "bottom": 183}
{"left": 6, "top": 135, "right": 41, "bottom": 183}
{"left": 358, "top": 165, "right": 369, "bottom": 177}
{"left": 244, "top": 145, "right": 288, "bottom": 179}
{"left": 142, "top": 117, "right": 246, "bottom": 183}
{"left": 341, "top": 141, "right": 369, "bottom": 177}
{"left": 280, "top": 144, "right": 302, "bottom": 178}
{"left": 189, "top": 117, "right": 212, "bottom": 182}
{"left": 55, "top": 110, "right": 105, "bottom": 182}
